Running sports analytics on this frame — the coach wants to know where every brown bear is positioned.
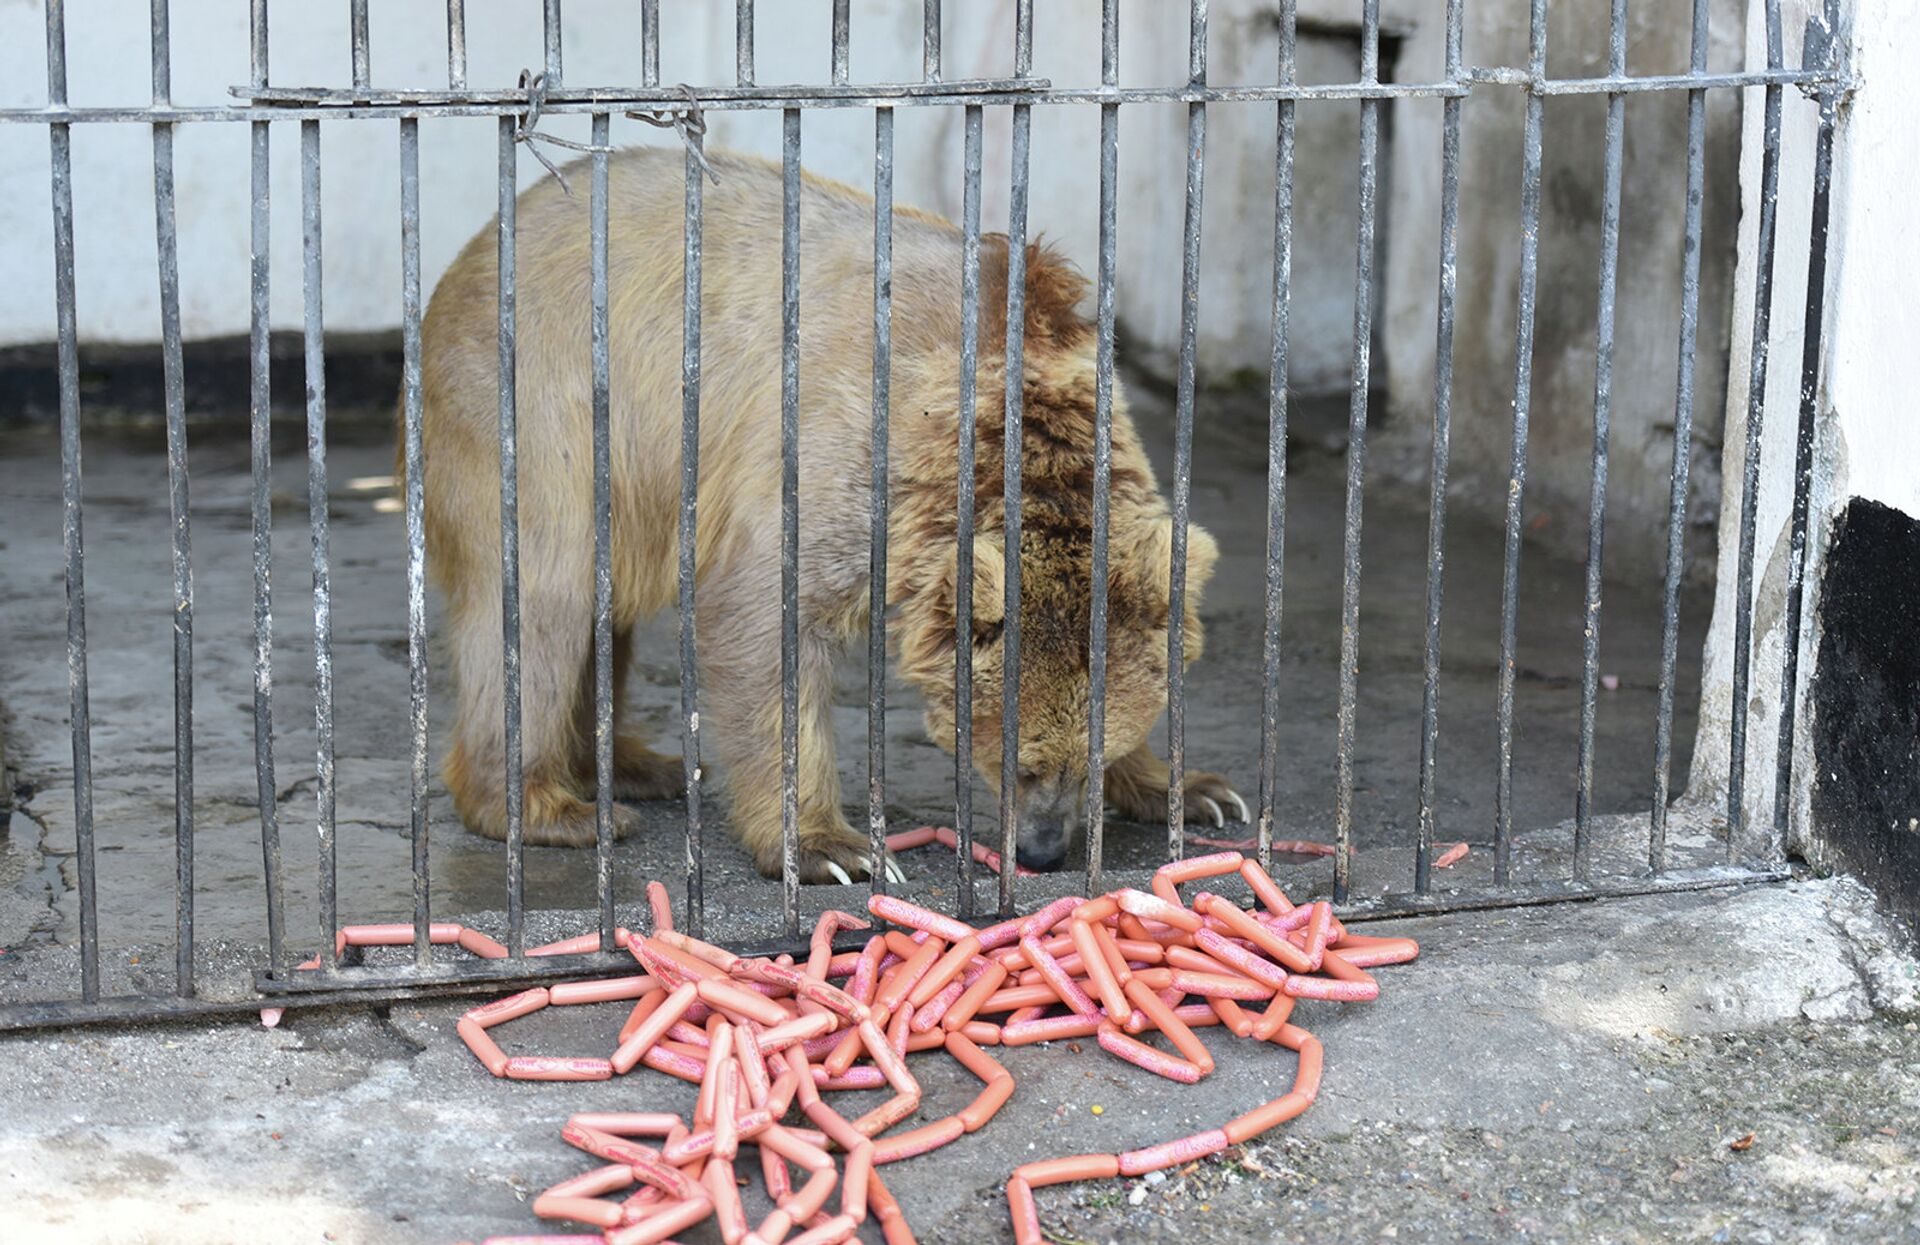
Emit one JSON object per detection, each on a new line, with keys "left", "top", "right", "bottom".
{"left": 412, "top": 146, "right": 1245, "bottom": 879}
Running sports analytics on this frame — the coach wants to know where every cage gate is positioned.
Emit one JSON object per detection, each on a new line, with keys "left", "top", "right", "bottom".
{"left": 0, "top": 0, "right": 1845, "bottom": 1031}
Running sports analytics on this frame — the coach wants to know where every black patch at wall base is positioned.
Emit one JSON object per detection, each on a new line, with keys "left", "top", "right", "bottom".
{"left": 1811, "top": 498, "right": 1920, "bottom": 940}
{"left": 0, "top": 332, "right": 402, "bottom": 431}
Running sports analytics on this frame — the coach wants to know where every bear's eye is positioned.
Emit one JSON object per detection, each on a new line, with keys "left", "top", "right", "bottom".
{"left": 971, "top": 620, "right": 1004, "bottom": 648}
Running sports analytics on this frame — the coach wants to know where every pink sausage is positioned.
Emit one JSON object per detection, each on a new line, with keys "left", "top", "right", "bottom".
{"left": 1113, "top": 889, "right": 1204, "bottom": 933}
{"left": 529, "top": 1194, "right": 621, "bottom": 1229}
{"left": 466, "top": 988, "right": 550, "bottom": 1027}
{"left": 1019, "top": 935, "right": 1101, "bottom": 1018}
{"left": 1117, "top": 1127, "right": 1231, "bottom": 1176}
{"left": 873, "top": 1115, "right": 966, "bottom": 1164}
{"left": 565, "top": 1113, "right": 680, "bottom": 1138}
{"left": 644, "top": 880, "right": 674, "bottom": 933}
{"left": 1001, "top": 1014, "right": 1102, "bottom": 1046}
{"left": 549, "top": 975, "right": 658, "bottom": 1006}
{"left": 503, "top": 1056, "right": 612, "bottom": 1082}
{"left": 1282, "top": 974, "right": 1379, "bottom": 1002}
{"left": 1096, "top": 1023, "right": 1201, "bottom": 1084}
{"left": 866, "top": 894, "right": 976, "bottom": 944}
{"left": 610, "top": 981, "right": 698, "bottom": 1075}
{"left": 1193, "top": 928, "right": 1289, "bottom": 990}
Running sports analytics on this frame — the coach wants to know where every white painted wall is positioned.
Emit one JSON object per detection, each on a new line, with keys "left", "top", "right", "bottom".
{"left": 0, "top": 0, "right": 1361, "bottom": 394}
{"left": 1688, "top": 0, "right": 1920, "bottom": 848}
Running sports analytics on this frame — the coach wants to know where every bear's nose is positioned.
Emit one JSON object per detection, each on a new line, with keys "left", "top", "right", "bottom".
{"left": 1017, "top": 844, "right": 1067, "bottom": 872}
{"left": 1014, "top": 832, "right": 1069, "bottom": 873}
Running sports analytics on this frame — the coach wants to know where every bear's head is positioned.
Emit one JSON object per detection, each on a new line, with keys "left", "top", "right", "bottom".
{"left": 891, "top": 238, "right": 1219, "bottom": 872}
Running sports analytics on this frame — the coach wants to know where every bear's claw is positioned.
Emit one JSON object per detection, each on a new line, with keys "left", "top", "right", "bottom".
{"left": 794, "top": 833, "right": 905, "bottom": 887}
{"left": 822, "top": 856, "right": 905, "bottom": 887}
{"left": 1180, "top": 771, "right": 1250, "bottom": 829}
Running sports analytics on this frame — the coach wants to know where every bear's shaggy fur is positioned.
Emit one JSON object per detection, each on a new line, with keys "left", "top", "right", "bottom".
{"left": 412, "top": 147, "right": 1244, "bottom": 878}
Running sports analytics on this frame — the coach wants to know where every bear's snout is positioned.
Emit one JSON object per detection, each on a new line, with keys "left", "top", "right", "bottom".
{"left": 1013, "top": 773, "right": 1084, "bottom": 872}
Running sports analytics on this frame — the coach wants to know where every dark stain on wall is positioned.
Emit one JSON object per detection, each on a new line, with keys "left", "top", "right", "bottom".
{"left": 1811, "top": 498, "right": 1920, "bottom": 940}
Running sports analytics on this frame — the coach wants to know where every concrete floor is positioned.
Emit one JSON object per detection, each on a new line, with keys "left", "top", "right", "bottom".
{"left": 2, "top": 396, "right": 1918, "bottom": 1244}
{"left": 1, "top": 385, "right": 1718, "bottom": 979}
{"left": 0, "top": 878, "right": 1915, "bottom": 1245}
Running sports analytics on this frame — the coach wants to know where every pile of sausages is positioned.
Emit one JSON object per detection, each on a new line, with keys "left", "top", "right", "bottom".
{"left": 423, "top": 849, "right": 1418, "bottom": 1244}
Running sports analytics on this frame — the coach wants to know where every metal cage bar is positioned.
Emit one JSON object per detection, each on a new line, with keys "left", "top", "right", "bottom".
{"left": 923, "top": 0, "right": 942, "bottom": 82}
{"left": 1650, "top": 0, "right": 1713, "bottom": 875}
{"left": 1414, "top": 0, "right": 1465, "bottom": 897}
{"left": 590, "top": 111, "right": 617, "bottom": 949}
{"left": 737, "top": 0, "right": 755, "bottom": 88}
{"left": 779, "top": 107, "right": 803, "bottom": 938}
{"left": 497, "top": 115, "right": 527, "bottom": 956}
{"left": 1083, "top": 0, "right": 1120, "bottom": 898}
{"left": 446, "top": 0, "right": 467, "bottom": 90}
{"left": 10, "top": 71, "right": 1859, "bottom": 124}
{"left": 953, "top": 105, "right": 983, "bottom": 920}
{"left": 544, "top": 0, "right": 564, "bottom": 86}
{"left": 679, "top": 132, "right": 707, "bottom": 938}
{"left": 998, "top": 0, "right": 1034, "bottom": 918}
{"left": 399, "top": 115, "right": 432, "bottom": 966}
{"left": 1774, "top": 1, "right": 1842, "bottom": 849}
{"left": 832, "top": 0, "right": 851, "bottom": 85}
{"left": 1493, "top": 0, "right": 1550, "bottom": 890}
{"left": 1573, "top": 0, "right": 1631, "bottom": 881}
{"left": 150, "top": 0, "right": 196, "bottom": 995}
{"left": 868, "top": 107, "right": 895, "bottom": 894}
{"left": 351, "top": 0, "right": 370, "bottom": 89}
{"left": 1164, "top": 0, "right": 1210, "bottom": 864}
{"left": 1727, "top": 0, "right": 1787, "bottom": 865}
{"left": 301, "top": 117, "right": 337, "bottom": 967}
{"left": 1331, "top": 0, "right": 1384, "bottom": 906}
{"left": 642, "top": 0, "right": 660, "bottom": 88}
{"left": 248, "top": 0, "right": 286, "bottom": 978}
{"left": 46, "top": 0, "right": 99, "bottom": 1005}
{"left": 1255, "top": 0, "right": 1299, "bottom": 881}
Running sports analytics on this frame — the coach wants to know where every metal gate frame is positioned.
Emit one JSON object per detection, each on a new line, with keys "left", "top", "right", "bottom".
{"left": 0, "top": 0, "right": 1845, "bottom": 1031}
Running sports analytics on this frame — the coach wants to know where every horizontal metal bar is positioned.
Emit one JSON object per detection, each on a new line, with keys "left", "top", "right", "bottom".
{"left": 0, "top": 65, "right": 1845, "bottom": 127}
{"left": 240, "top": 66, "right": 1841, "bottom": 102}
{"left": 0, "top": 987, "right": 500, "bottom": 1034}
{"left": 258, "top": 951, "right": 640, "bottom": 993}
{"left": 0, "top": 863, "right": 1789, "bottom": 1032}
{"left": 237, "top": 78, "right": 1041, "bottom": 106}
{"left": 1465, "top": 66, "right": 1838, "bottom": 94}
{"left": 1338, "top": 865, "right": 1791, "bottom": 922}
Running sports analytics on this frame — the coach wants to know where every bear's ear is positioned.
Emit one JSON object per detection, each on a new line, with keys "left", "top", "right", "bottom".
{"left": 1118, "top": 515, "right": 1218, "bottom": 608}
{"left": 945, "top": 535, "right": 1006, "bottom": 626}
{"left": 1184, "top": 524, "right": 1220, "bottom": 595}
{"left": 979, "top": 235, "right": 1092, "bottom": 354}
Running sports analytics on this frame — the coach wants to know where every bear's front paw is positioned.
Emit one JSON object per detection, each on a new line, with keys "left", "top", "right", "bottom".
{"left": 756, "top": 820, "right": 907, "bottom": 887}
{"left": 803, "top": 831, "right": 907, "bottom": 888}
{"left": 1106, "top": 765, "right": 1250, "bottom": 829}
{"left": 1181, "top": 770, "right": 1250, "bottom": 829}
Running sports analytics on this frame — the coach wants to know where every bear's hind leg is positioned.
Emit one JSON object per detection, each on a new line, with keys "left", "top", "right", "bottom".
{"left": 445, "top": 577, "right": 641, "bottom": 847}
{"left": 580, "top": 625, "right": 687, "bottom": 803}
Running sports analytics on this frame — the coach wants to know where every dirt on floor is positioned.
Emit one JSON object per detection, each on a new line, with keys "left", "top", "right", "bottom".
{"left": 993, "top": 1019, "right": 1920, "bottom": 1245}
